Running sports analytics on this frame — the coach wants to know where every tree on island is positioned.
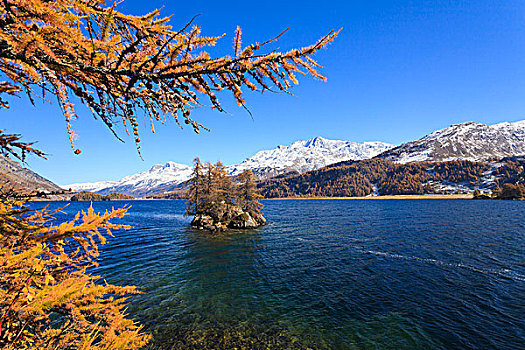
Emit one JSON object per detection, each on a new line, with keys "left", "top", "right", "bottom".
{"left": 238, "top": 169, "right": 264, "bottom": 215}
{"left": 186, "top": 159, "right": 235, "bottom": 216}
{"left": 185, "top": 162, "right": 265, "bottom": 231}
{"left": 186, "top": 157, "right": 206, "bottom": 216}
{"left": 0, "top": 0, "right": 337, "bottom": 347}
{"left": 215, "top": 161, "right": 236, "bottom": 207}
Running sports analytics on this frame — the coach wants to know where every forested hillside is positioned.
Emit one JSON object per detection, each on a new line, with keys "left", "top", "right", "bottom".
{"left": 258, "top": 158, "right": 525, "bottom": 198}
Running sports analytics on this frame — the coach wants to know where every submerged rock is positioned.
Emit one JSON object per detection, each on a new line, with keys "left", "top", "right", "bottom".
{"left": 147, "top": 319, "right": 314, "bottom": 350}
{"left": 190, "top": 202, "right": 265, "bottom": 232}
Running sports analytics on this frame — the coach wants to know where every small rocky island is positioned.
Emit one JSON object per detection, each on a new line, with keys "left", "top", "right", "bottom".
{"left": 71, "top": 191, "right": 135, "bottom": 201}
{"left": 191, "top": 202, "right": 266, "bottom": 231}
{"left": 186, "top": 158, "right": 265, "bottom": 232}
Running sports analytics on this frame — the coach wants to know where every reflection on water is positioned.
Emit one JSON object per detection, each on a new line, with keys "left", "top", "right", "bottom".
{"left": 37, "top": 199, "right": 525, "bottom": 349}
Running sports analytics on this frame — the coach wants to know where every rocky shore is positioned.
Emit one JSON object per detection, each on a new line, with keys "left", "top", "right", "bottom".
{"left": 191, "top": 202, "right": 265, "bottom": 232}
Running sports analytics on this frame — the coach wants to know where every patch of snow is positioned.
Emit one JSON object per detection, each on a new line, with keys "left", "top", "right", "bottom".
{"left": 372, "top": 184, "right": 379, "bottom": 196}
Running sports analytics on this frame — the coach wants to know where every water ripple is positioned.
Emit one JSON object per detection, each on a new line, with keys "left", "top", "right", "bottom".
{"left": 34, "top": 199, "right": 525, "bottom": 350}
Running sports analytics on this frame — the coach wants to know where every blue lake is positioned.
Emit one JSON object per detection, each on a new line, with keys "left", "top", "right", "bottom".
{"left": 38, "top": 199, "right": 524, "bottom": 349}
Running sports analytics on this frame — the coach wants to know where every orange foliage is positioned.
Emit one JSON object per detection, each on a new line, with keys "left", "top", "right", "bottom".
{"left": 0, "top": 130, "right": 46, "bottom": 161}
{"left": 0, "top": 0, "right": 339, "bottom": 154}
{"left": 0, "top": 2, "right": 339, "bottom": 348}
{"left": 0, "top": 198, "right": 151, "bottom": 349}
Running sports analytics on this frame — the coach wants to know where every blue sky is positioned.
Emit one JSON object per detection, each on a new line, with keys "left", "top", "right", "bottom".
{"left": 2, "top": 0, "right": 525, "bottom": 185}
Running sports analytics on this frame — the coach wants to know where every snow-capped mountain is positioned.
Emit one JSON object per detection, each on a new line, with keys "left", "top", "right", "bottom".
{"left": 66, "top": 137, "right": 394, "bottom": 197}
{"left": 378, "top": 120, "right": 525, "bottom": 163}
{"left": 65, "top": 121, "right": 525, "bottom": 197}
{"left": 64, "top": 181, "right": 118, "bottom": 193}
{"left": 67, "top": 161, "right": 193, "bottom": 197}
{"left": 227, "top": 137, "right": 394, "bottom": 179}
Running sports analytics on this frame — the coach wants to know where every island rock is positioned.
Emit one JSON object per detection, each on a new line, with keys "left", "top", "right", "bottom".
{"left": 190, "top": 201, "right": 265, "bottom": 232}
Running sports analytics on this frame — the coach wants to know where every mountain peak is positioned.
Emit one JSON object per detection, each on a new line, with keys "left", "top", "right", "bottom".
{"left": 304, "top": 136, "right": 328, "bottom": 147}
{"left": 149, "top": 161, "right": 190, "bottom": 172}
{"left": 379, "top": 120, "right": 525, "bottom": 163}
{"left": 64, "top": 120, "right": 525, "bottom": 197}
{"left": 229, "top": 137, "right": 394, "bottom": 179}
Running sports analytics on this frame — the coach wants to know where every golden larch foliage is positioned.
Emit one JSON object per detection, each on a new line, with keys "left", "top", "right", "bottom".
{"left": 0, "top": 1, "right": 340, "bottom": 348}
{"left": 0, "top": 198, "right": 151, "bottom": 349}
{"left": 0, "top": 0, "right": 339, "bottom": 154}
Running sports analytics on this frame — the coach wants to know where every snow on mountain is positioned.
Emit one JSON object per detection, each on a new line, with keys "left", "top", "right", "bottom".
{"left": 65, "top": 181, "right": 118, "bottom": 193}
{"left": 378, "top": 120, "right": 525, "bottom": 163}
{"left": 227, "top": 136, "right": 395, "bottom": 179}
{"left": 66, "top": 137, "right": 394, "bottom": 197}
{"left": 66, "top": 161, "right": 192, "bottom": 197}
{"left": 65, "top": 122, "right": 525, "bottom": 197}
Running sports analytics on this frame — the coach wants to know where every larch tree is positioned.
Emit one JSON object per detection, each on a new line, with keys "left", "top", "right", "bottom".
{"left": 203, "top": 161, "right": 217, "bottom": 204}
{"left": 215, "top": 160, "right": 235, "bottom": 206}
{"left": 185, "top": 156, "right": 205, "bottom": 215}
{"left": 186, "top": 160, "right": 237, "bottom": 216}
{"left": 237, "top": 169, "right": 263, "bottom": 215}
{"left": 0, "top": 0, "right": 339, "bottom": 154}
{"left": 0, "top": 0, "right": 338, "bottom": 348}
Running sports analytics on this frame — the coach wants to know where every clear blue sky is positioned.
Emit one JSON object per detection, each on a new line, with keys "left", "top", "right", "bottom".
{"left": 2, "top": 0, "right": 525, "bottom": 185}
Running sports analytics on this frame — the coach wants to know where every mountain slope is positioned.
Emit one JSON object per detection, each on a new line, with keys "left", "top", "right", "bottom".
{"left": 227, "top": 136, "right": 394, "bottom": 179}
{"left": 66, "top": 137, "right": 394, "bottom": 197}
{"left": 258, "top": 157, "right": 525, "bottom": 198}
{"left": 378, "top": 120, "right": 525, "bottom": 163}
{"left": 93, "top": 161, "right": 192, "bottom": 197}
{"left": 0, "top": 156, "right": 63, "bottom": 194}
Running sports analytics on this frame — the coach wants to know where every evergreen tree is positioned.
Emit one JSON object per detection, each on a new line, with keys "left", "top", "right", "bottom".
{"left": 215, "top": 161, "right": 235, "bottom": 205}
{"left": 186, "top": 157, "right": 205, "bottom": 215}
{"left": 238, "top": 169, "right": 263, "bottom": 215}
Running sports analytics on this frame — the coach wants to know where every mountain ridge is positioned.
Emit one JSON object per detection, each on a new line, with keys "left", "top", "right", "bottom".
{"left": 0, "top": 155, "right": 64, "bottom": 196}
{"left": 64, "top": 119, "right": 525, "bottom": 197}
{"left": 378, "top": 120, "right": 525, "bottom": 163}
{"left": 227, "top": 136, "right": 394, "bottom": 179}
{"left": 65, "top": 137, "right": 394, "bottom": 197}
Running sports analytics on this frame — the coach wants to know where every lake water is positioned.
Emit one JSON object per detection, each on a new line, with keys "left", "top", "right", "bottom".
{"left": 38, "top": 199, "right": 524, "bottom": 349}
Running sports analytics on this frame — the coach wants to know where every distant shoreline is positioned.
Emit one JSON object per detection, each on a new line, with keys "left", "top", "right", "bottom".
{"left": 30, "top": 194, "right": 476, "bottom": 201}
{"left": 265, "top": 194, "right": 474, "bottom": 200}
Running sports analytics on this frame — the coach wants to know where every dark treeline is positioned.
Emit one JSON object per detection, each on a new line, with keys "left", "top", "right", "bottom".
{"left": 494, "top": 183, "right": 525, "bottom": 199}
{"left": 258, "top": 159, "right": 503, "bottom": 198}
